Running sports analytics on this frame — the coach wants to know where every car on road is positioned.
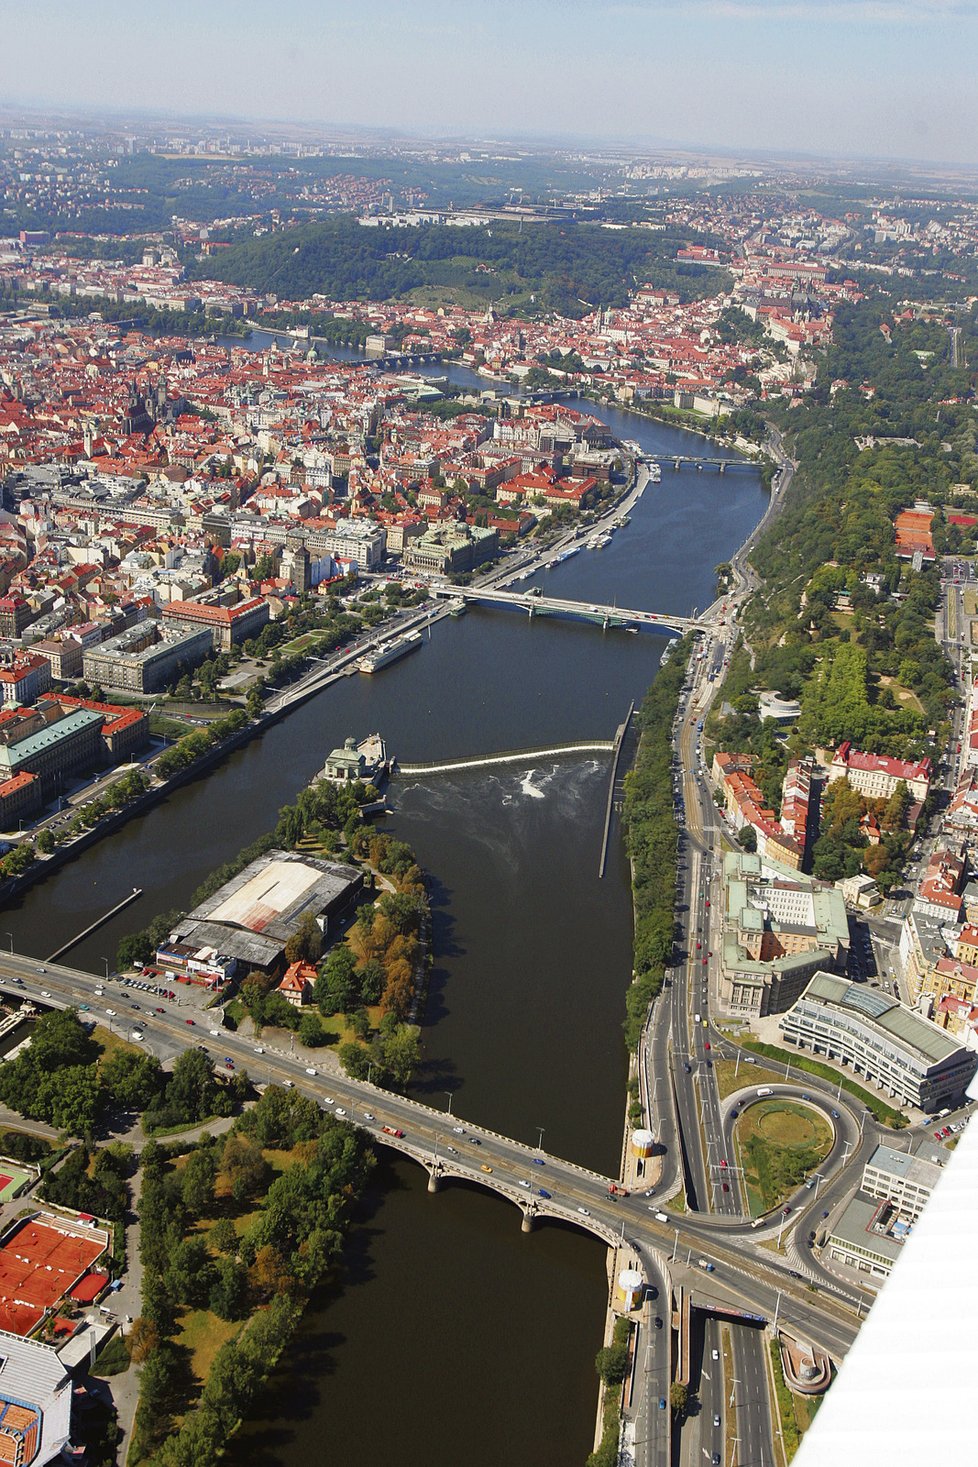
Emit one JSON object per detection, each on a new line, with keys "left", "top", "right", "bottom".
{"left": 539, "top": 1188, "right": 552, "bottom": 1199}
{"left": 105, "top": 1008, "right": 116, "bottom": 1017}
{"left": 712, "top": 1348, "right": 719, "bottom": 1361}
{"left": 41, "top": 990, "right": 51, "bottom": 999}
{"left": 730, "top": 1108, "right": 739, "bottom": 1119}
{"left": 518, "top": 1179, "right": 531, "bottom": 1189}
{"left": 789, "top": 1270, "right": 803, "bottom": 1280}
{"left": 305, "top": 1067, "right": 317, "bottom": 1076}
{"left": 130, "top": 1002, "right": 139, "bottom": 1010}
{"left": 322, "top": 1097, "right": 334, "bottom": 1106}
{"left": 577, "top": 1207, "right": 590, "bottom": 1217}
{"left": 156, "top": 1007, "right": 165, "bottom": 1014}
{"left": 831, "top": 1109, "right": 840, "bottom": 1119}
{"left": 452, "top": 1125, "right": 464, "bottom": 1134}
{"left": 532, "top": 1157, "right": 545, "bottom": 1166}
{"left": 719, "top": 1158, "right": 727, "bottom": 1168}
{"left": 363, "top": 1112, "right": 376, "bottom": 1122}
{"left": 713, "top": 1414, "right": 721, "bottom": 1429}
{"left": 655, "top": 1212, "right": 669, "bottom": 1223}
{"left": 713, "top": 1455, "right": 721, "bottom": 1466}
{"left": 335, "top": 1108, "right": 346, "bottom": 1117}
{"left": 822, "top": 1209, "right": 829, "bottom": 1218}
{"left": 782, "top": 1206, "right": 791, "bottom": 1216}
{"left": 721, "top": 1182, "right": 729, "bottom": 1192}
{"left": 184, "top": 1018, "right": 194, "bottom": 1025}
{"left": 480, "top": 1163, "right": 493, "bottom": 1173}
{"left": 683, "top": 1062, "right": 692, "bottom": 1073}
{"left": 254, "top": 1046, "right": 264, "bottom": 1054}
{"left": 658, "top": 1398, "right": 666, "bottom": 1411}
{"left": 704, "top": 1041, "right": 711, "bottom": 1051}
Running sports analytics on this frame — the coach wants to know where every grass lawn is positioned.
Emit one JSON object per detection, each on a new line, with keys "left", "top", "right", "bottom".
{"left": 733, "top": 1100, "right": 833, "bottom": 1217}
{"left": 176, "top": 1308, "right": 242, "bottom": 1388}
{"left": 96, "top": 1029, "right": 144, "bottom": 1061}
{"left": 878, "top": 674, "right": 924, "bottom": 715}
{"left": 739, "top": 1039, "right": 909, "bottom": 1128}
{"left": 91, "top": 1332, "right": 131, "bottom": 1378}
{"left": 713, "top": 1058, "right": 786, "bottom": 1101}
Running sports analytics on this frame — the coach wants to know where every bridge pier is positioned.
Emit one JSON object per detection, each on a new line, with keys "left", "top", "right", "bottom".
{"left": 719, "top": 461, "right": 726, "bottom": 474}
{"left": 426, "top": 1163, "right": 443, "bottom": 1193}
{"left": 521, "top": 1206, "right": 537, "bottom": 1234}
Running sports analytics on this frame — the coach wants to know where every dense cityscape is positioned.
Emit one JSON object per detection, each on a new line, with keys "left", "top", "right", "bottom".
{"left": 0, "top": 17, "right": 975, "bottom": 1465}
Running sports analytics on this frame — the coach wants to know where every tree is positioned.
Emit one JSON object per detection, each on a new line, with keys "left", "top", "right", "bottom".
{"left": 101, "top": 1048, "right": 163, "bottom": 1111}
{"left": 180, "top": 1147, "right": 217, "bottom": 1214}
{"left": 298, "top": 1011, "right": 327, "bottom": 1048}
{"left": 211, "top": 1218, "right": 238, "bottom": 1256}
{"left": 166, "top": 1235, "right": 215, "bottom": 1308}
{"left": 215, "top": 1133, "right": 270, "bottom": 1204}
{"left": 737, "top": 825, "right": 757, "bottom": 852}
{"left": 380, "top": 1023, "right": 422, "bottom": 1086}
{"left": 209, "top": 1256, "right": 248, "bottom": 1321}
{"left": 670, "top": 1381, "right": 689, "bottom": 1415}
{"left": 36, "top": 829, "right": 54, "bottom": 855}
{"left": 127, "top": 1317, "right": 157, "bottom": 1364}
{"left": 595, "top": 1342, "right": 630, "bottom": 1385}
{"left": 338, "top": 1042, "right": 370, "bottom": 1080}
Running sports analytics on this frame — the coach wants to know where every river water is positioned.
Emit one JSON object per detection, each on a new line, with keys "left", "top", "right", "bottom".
{"left": 5, "top": 348, "right": 767, "bottom": 1464}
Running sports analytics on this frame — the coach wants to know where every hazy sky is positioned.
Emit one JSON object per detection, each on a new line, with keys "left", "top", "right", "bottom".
{"left": 4, "top": 0, "right": 977, "bottom": 166}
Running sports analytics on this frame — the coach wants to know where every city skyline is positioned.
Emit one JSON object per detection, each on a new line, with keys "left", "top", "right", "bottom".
{"left": 4, "top": 0, "right": 978, "bottom": 169}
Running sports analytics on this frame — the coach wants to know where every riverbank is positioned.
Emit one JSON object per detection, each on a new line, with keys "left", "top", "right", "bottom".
{"left": 0, "top": 389, "right": 769, "bottom": 1466}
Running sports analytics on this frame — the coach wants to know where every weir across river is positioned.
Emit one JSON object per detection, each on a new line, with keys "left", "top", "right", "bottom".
{"left": 394, "top": 740, "right": 614, "bottom": 776}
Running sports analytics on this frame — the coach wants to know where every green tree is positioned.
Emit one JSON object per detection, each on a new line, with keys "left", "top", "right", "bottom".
{"left": 670, "top": 1381, "right": 689, "bottom": 1415}
{"left": 595, "top": 1342, "right": 630, "bottom": 1385}
{"left": 166, "top": 1235, "right": 215, "bottom": 1308}
{"left": 338, "top": 1042, "right": 370, "bottom": 1080}
{"left": 180, "top": 1147, "right": 217, "bottom": 1214}
{"left": 101, "top": 1048, "right": 164, "bottom": 1111}
{"left": 380, "top": 1023, "right": 422, "bottom": 1086}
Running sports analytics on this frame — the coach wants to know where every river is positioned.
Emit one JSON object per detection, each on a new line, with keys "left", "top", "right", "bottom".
{"left": 4, "top": 355, "right": 767, "bottom": 1464}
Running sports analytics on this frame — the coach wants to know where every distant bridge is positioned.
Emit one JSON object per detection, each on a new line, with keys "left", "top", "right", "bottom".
{"left": 650, "top": 455, "right": 760, "bottom": 473}
{"left": 396, "top": 740, "right": 614, "bottom": 776}
{"left": 431, "top": 585, "right": 707, "bottom": 636}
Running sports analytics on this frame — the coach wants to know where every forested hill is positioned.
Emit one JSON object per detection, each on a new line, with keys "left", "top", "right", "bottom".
{"left": 709, "top": 293, "right": 978, "bottom": 889}
{"left": 186, "top": 216, "right": 730, "bottom": 315}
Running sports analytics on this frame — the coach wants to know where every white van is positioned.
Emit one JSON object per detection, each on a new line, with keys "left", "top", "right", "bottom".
{"left": 694, "top": 1012, "right": 701, "bottom": 1024}
{"left": 756, "top": 1087, "right": 773, "bottom": 1097}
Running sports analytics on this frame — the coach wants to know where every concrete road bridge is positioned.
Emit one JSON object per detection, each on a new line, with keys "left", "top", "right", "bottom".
{"left": 0, "top": 948, "right": 863, "bottom": 1366}
{"left": 431, "top": 584, "right": 709, "bottom": 636}
{"left": 649, "top": 455, "right": 761, "bottom": 473}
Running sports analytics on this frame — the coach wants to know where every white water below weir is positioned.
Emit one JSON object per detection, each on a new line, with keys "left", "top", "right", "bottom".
{"left": 395, "top": 741, "right": 614, "bottom": 776}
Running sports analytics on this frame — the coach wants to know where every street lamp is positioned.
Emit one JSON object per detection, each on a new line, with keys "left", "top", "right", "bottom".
{"left": 672, "top": 1228, "right": 679, "bottom": 1262}
{"left": 445, "top": 1091, "right": 454, "bottom": 1118}
{"left": 772, "top": 1289, "right": 782, "bottom": 1332}
{"left": 2, "top": 932, "right": 12, "bottom": 955}
{"left": 729, "top": 1376, "right": 740, "bottom": 1408}
{"left": 536, "top": 1126, "right": 545, "bottom": 1152}
{"left": 100, "top": 957, "right": 109, "bottom": 978}
{"left": 813, "top": 1172, "right": 826, "bottom": 1201}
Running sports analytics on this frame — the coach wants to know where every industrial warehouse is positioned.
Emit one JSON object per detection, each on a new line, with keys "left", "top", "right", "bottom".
{"left": 155, "top": 849, "right": 364, "bottom": 983}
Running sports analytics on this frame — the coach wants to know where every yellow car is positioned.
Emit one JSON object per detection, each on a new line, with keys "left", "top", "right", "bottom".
{"left": 480, "top": 1164, "right": 493, "bottom": 1174}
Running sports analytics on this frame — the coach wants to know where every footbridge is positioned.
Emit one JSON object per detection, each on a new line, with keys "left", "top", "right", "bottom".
{"left": 431, "top": 585, "right": 708, "bottom": 636}
{"left": 395, "top": 740, "right": 614, "bottom": 776}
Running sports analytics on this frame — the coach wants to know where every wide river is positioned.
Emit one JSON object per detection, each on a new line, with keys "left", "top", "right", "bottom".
{"left": 5, "top": 353, "right": 767, "bottom": 1464}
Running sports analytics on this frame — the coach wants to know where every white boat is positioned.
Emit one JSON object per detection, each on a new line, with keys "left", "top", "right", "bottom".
{"left": 357, "top": 633, "right": 423, "bottom": 674}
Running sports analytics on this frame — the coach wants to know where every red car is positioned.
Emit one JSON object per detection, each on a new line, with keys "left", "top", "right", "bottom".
{"left": 705, "top": 1041, "right": 711, "bottom": 1051}
{"left": 184, "top": 1018, "right": 194, "bottom": 1026}
{"left": 721, "top": 1182, "right": 730, "bottom": 1193}
{"left": 705, "top": 898, "right": 710, "bottom": 908}
{"left": 703, "top": 958, "right": 708, "bottom": 966}
{"left": 719, "top": 1158, "right": 726, "bottom": 1168}
{"left": 697, "top": 941, "right": 702, "bottom": 950}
